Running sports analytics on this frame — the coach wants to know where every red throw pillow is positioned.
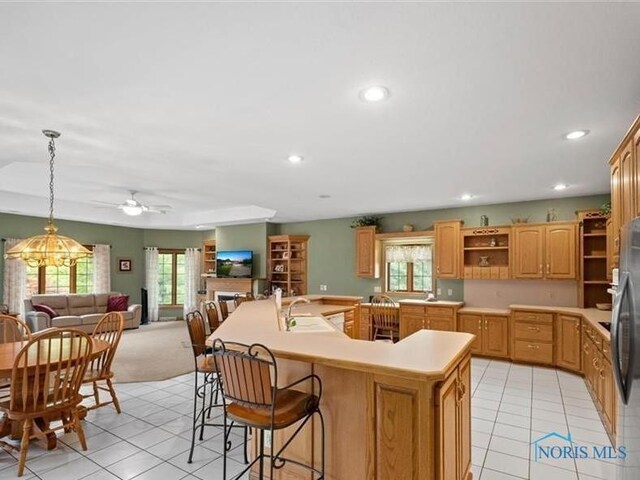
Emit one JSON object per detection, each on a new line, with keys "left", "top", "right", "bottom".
{"left": 33, "top": 304, "right": 58, "bottom": 318}
{"left": 107, "top": 295, "right": 129, "bottom": 312}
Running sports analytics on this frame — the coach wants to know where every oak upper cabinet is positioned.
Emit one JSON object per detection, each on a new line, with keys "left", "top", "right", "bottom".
{"left": 436, "top": 354, "right": 471, "bottom": 480}
{"left": 512, "top": 226, "right": 544, "bottom": 278}
{"left": 610, "top": 153, "right": 622, "bottom": 267}
{"left": 545, "top": 223, "right": 577, "bottom": 279}
{"left": 354, "top": 226, "right": 380, "bottom": 278}
{"left": 435, "top": 220, "right": 462, "bottom": 279}
{"left": 512, "top": 223, "right": 577, "bottom": 280}
{"left": 555, "top": 315, "right": 581, "bottom": 371}
{"left": 606, "top": 218, "right": 614, "bottom": 281}
{"left": 635, "top": 128, "right": 640, "bottom": 217}
{"left": 621, "top": 140, "right": 635, "bottom": 226}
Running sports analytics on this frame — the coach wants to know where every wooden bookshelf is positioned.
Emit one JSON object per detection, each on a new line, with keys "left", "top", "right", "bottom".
{"left": 268, "top": 235, "right": 309, "bottom": 296}
{"left": 578, "top": 210, "right": 610, "bottom": 308}
{"left": 202, "top": 240, "right": 216, "bottom": 275}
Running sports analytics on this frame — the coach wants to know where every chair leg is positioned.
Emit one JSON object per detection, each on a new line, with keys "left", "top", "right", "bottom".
{"left": 73, "top": 409, "right": 88, "bottom": 451}
{"left": 243, "top": 426, "right": 249, "bottom": 464}
{"left": 188, "top": 373, "right": 198, "bottom": 464}
{"left": 222, "top": 411, "right": 228, "bottom": 480}
{"left": 106, "top": 379, "right": 121, "bottom": 414}
{"left": 92, "top": 381, "right": 100, "bottom": 406}
{"left": 259, "top": 429, "right": 265, "bottom": 479}
{"left": 199, "top": 377, "right": 206, "bottom": 441}
{"left": 17, "top": 419, "right": 31, "bottom": 477}
{"left": 318, "top": 410, "right": 326, "bottom": 480}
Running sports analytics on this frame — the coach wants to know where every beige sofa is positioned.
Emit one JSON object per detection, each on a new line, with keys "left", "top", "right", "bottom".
{"left": 24, "top": 293, "right": 141, "bottom": 333}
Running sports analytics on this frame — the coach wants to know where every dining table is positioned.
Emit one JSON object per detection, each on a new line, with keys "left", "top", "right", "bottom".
{"left": 0, "top": 337, "right": 110, "bottom": 450}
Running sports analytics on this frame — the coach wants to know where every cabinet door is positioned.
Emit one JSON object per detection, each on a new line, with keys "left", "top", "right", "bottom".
{"left": 458, "top": 356, "right": 471, "bottom": 480}
{"left": 621, "top": 140, "right": 635, "bottom": 227}
{"left": 400, "top": 314, "right": 424, "bottom": 339}
{"left": 436, "top": 371, "right": 459, "bottom": 480}
{"left": 611, "top": 155, "right": 622, "bottom": 263}
{"left": 606, "top": 218, "right": 613, "bottom": 281}
{"left": 458, "top": 314, "right": 483, "bottom": 354}
{"left": 483, "top": 316, "right": 509, "bottom": 358}
{"left": 635, "top": 128, "right": 640, "bottom": 217}
{"left": 582, "top": 328, "right": 593, "bottom": 388}
{"left": 344, "top": 321, "right": 354, "bottom": 339}
{"left": 359, "top": 307, "right": 371, "bottom": 340}
{"left": 556, "top": 315, "right": 581, "bottom": 371}
{"left": 512, "top": 226, "right": 544, "bottom": 278}
{"left": 601, "top": 357, "right": 615, "bottom": 432}
{"left": 435, "top": 221, "right": 461, "bottom": 279}
{"left": 545, "top": 224, "right": 577, "bottom": 279}
{"left": 429, "top": 316, "right": 456, "bottom": 332}
{"left": 355, "top": 226, "right": 379, "bottom": 278}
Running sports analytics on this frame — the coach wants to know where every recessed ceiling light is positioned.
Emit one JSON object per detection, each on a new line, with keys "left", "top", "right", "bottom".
{"left": 565, "top": 130, "right": 589, "bottom": 140}
{"left": 554, "top": 184, "right": 569, "bottom": 191}
{"left": 195, "top": 225, "right": 205, "bottom": 229}
{"left": 288, "top": 154, "right": 303, "bottom": 164}
{"left": 360, "top": 85, "right": 389, "bottom": 103}
{"left": 460, "top": 194, "right": 473, "bottom": 201}
{"left": 319, "top": 194, "right": 331, "bottom": 199}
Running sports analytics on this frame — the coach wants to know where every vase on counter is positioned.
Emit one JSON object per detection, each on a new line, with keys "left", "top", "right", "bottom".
{"left": 403, "top": 224, "right": 414, "bottom": 232}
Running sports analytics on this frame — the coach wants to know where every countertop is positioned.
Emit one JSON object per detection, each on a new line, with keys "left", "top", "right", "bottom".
{"left": 397, "top": 299, "right": 464, "bottom": 306}
{"left": 281, "top": 295, "right": 362, "bottom": 305}
{"left": 458, "top": 307, "right": 511, "bottom": 315}
{"left": 510, "top": 304, "right": 612, "bottom": 339}
{"left": 209, "top": 299, "right": 474, "bottom": 380}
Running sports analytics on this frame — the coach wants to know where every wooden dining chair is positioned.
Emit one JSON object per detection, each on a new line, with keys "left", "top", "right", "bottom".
{"left": 82, "top": 312, "right": 124, "bottom": 413}
{"left": 0, "top": 328, "right": 92, "bottom": 476}
{"left": 370, "top": 295, "right": 400, "bottom": 342}
{"left": 0, "top": 316, "right": 32, "bottom": 399}
{"left": 217, "top": 300, "right": 230, "bottom": 321}
{"left": 233, "top": 294, "right": 246, "bottom": 308}
{"left": 204, "top": 301, "right": 221, "bottom": 333}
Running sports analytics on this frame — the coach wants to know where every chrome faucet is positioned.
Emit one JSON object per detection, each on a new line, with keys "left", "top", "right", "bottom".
{"left": 285, "top": 297, "right": 311, "bottom": 331}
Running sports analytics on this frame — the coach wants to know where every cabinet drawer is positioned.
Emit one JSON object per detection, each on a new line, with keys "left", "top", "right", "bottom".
{"left": 514, "top": 341, "right": 554, "bottom": 364}
{"left": 400, "top": 305, "right": 424, "bottom": 315}
{"left": 426, "top": 306, "right": 455, "bottom": 317}
{"left": 514, "top": 322, "right": 553, "bottom": 342}
{"left": 429, "top": 316, "right": 456, "bottom": 332}
{"left": 513, "top": 311, "right": 553, "bottom": 324}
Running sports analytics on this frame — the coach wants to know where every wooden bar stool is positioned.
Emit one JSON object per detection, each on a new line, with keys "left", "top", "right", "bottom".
{"left": 212, "top": 339, "right": 325, "bottom": 480}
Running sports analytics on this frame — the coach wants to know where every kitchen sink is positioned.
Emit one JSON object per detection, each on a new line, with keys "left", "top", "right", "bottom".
{"left": 285, "top": 316, "right": 336, "bottom": 333}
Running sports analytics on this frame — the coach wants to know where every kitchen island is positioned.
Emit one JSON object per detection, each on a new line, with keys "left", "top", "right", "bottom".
{"left": 209, "top": 296, "right": 474, "bottom": 480}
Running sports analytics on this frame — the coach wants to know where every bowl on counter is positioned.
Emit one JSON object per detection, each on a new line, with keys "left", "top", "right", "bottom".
{"left": 596, "top": 303, "right": 612, "bottom": 311}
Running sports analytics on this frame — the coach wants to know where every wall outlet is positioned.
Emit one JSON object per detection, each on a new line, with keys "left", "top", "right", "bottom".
{"left": 319, "top": 284, "right": 328, "bottom": 291}
{"left": 436, "top": 288, "right": 442, "bottom": 296}
{"left": 447, "top": 289, "right": 453, "bottom": 296}
{"left": 373, "top": 286, "right": 382, "bottom": 293}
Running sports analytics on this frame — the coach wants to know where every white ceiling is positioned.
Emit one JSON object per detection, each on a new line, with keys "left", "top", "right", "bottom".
{"left": 1, "top": 2, "right": 639, "bottom": 229}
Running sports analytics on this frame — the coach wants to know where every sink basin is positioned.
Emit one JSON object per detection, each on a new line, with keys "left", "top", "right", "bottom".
{"left": 286, "top": 316, "right": 335, "bottom": 333}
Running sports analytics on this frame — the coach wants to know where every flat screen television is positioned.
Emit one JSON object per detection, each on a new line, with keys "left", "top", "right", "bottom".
{"left": 216, "top": 250, "right": 253, "bottom": 278}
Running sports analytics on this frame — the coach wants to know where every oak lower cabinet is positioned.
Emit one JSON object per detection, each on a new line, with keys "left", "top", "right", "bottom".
{"left": 435, "top": 220, "right": 462, "bottom": 279}
{"left": 399, "top": 303, "right": 460, "bottom": 339}
{"left": 458, "top": 313, "right": 509, "bottom": 358}
{"left": 555, "top": 315, "right": 582, "bottom": 371}
{"left": 511, "top": 310, "right": 554, "bottom": 365}
{"left": 436, "top": 354, "right": 471, "bottom": 480}
{"left": 360, "top": 306, "right": 371, "bottom": 340}
{"left": 343, "top": 309, "right": 355, "bottom": 338}
{"left": 512, "top": 223, "right": 578, "bottom": 279}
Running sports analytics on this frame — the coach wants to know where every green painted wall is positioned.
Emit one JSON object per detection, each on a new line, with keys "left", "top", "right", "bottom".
{"left": 0, "top": 212, "right": 208, "bottom": 310}
{"left": 215, "top": 223, "right": 268, "bottom": 279}
{"left": 278, "top": 194, "right": 610, "bottom": 300}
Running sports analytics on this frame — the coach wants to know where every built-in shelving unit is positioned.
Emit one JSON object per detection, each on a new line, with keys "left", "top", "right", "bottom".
{"left": 578, "top": 210, "right": 610, "bottom": 308}
{"left": 461, "top": 226, "right": 511, "bottom": 280}
{"left": 268, "top": 235, "right": 309, "bottom": 296}
{"left": 202, "top": 240, "right": 216, "bottom": 275}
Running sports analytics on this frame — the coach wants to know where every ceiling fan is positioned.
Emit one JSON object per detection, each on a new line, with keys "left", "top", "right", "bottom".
{"left": 94, "top": 191, "right": 172, "bottom": 216}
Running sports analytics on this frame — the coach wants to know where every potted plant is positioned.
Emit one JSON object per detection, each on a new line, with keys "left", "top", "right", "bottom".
{"left": 351, "top": 216, "right": 381, "bottom": 229}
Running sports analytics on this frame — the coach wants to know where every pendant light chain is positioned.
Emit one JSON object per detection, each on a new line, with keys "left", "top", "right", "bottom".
{"left": 48, "top": 136, "right": 56, "bottom": 225}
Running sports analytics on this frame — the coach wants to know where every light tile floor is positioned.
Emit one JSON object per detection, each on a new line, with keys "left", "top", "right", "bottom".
{"left": 0, "top": 358, "right": 615, "bottom": 479}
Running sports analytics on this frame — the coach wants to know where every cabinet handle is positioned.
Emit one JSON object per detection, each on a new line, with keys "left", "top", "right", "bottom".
{"left": 485, "top": 320, "right": 488, "bottom": 331}
{"left": 527, "top": 326, "right": 540, "bottom": 332}
{"left": 539, "top": 264, "right": 543, "bottom": 274}
{"left": 527, "top": 344, "right": 540, "bottom": 349}
{"left": 527, "top": 315, "right": 537, "bottom": 320}
{"left": 437, "top": 266, "right": 440, "bottom": 274}
{"left": 599, "top": 369, "right": 606, "bottom": 380}
{"left": 547, "top": 264, "right": 550, "bottom": 274}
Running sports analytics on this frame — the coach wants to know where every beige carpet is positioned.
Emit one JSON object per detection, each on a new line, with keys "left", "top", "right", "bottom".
{"left": 112, "top": 321, "right": 194, "bottom": 383}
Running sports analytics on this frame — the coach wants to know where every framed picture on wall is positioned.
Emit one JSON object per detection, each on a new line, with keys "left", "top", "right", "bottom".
{"left": 118, "top": 258, "right": 132, "bottom": 272}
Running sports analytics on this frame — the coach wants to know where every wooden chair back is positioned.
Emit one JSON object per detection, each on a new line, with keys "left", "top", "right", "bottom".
{"left": 204, "top": 302, "right": 220, "bottom": 332}
{"left": 217, "top": 300, "right": 229, "bottom": 321}
{"left": 88, "top": 312, "right": 124, "bottom": 378}
{"left": 244, "top": 292, "right": 255, "bottom": 301}
{"left": 233, "top": 294, "right": 247, "bottom": 308}
{"left": 370, "top": 295, "right": 399, "bottom": 331}
{"left": 212, "top": 339, "right": 276, "bottom": 408}
{"left": 0, "top": 315, "right": 31, "bottom": 344}
{"left": 186, "top": 310, "right": 208, "bottom": 358}
{"left": 0, "top": 304, "right": 9, "bottom": 315}
{"left": 10, "top": 328, "right": 92, "bottom": 414}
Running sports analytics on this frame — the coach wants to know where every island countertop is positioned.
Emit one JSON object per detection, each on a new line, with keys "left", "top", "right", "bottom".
{"left": 210, "top": 299, "right": 474, "bottom": 381}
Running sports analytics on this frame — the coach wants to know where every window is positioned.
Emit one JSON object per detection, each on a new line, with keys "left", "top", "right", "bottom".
{"left": 158, "top": 250, "right": 185, "bottom": 306}
{"left": 384, "top": 243, "right": 433, "bottom": 293}
{"left": 26, "top": 247, "right": 95, "bottom": 295}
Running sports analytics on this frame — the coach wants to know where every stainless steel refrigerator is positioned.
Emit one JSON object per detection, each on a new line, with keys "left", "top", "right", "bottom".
{"left": 612, "top": 217, "right": 640, "bottom": 479}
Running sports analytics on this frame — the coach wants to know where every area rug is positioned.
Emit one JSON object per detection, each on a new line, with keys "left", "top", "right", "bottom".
{"left": 112, "top": 320, "right": 194, "bottom": 383}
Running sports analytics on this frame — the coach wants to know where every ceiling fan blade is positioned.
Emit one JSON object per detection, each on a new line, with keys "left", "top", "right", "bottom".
{"left": 145, "top": 207, "right": 168, "bottom": 214}
{"left": 149, "top": 204, "right": 173, "bottom": 210}
{"left": 91, "top": 200, "right": 120, "bottom": 207}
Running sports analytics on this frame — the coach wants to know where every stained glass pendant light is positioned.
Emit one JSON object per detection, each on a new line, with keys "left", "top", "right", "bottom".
{"left": 4, "top": 130, "right": 93, "bottom": 267}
